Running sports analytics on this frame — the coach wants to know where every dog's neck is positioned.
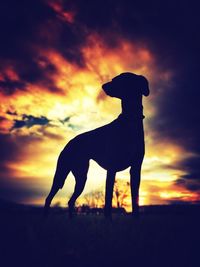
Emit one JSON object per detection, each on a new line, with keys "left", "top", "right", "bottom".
{"left": 120, "top": 95, "right": 144, "bottom": 120}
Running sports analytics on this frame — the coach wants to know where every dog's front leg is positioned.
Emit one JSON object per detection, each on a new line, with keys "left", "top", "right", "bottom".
{"left": 104, "top": 170, "right": 116, "bottom": 218}
{"left": 130, "top": 162, "right": 142, "bottom": 216}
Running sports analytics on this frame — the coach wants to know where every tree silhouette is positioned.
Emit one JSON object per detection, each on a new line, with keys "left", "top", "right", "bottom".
{"left": 113, "top": 180, "right": 130, "bottom": 209}
{"left": 83, "top": 190, "right": 104, "bottom": 208}
{"left": 79, "top": 179, "right": 130, "bottom": 210}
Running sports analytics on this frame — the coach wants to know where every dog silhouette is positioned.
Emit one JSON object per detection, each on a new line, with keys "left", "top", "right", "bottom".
{"left": 44, "top": 72, "right": 149, "bottom": 218}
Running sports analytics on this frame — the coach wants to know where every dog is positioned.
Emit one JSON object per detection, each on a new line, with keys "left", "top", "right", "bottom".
{"left": 44, "top": 72, "right": 149, "bottom": 218}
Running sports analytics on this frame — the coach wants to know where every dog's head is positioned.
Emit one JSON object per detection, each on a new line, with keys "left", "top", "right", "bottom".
{"left": 102, "top": 72, "right": 149, "bottom": 99}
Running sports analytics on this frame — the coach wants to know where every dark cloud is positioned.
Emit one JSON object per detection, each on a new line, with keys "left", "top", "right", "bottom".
{"left": 59, "top": 117, "right": 71, "bottom": 125}
{"left": 150, "top": 74, "right": 200, "bottom": 187}
{"left": 179, "top": 157, "right": 200, "bottom": 181}
{"left": 168, "top": 200, "right": 200, "bottom": 205}
{"left": 0, "top": 130, "right": 62, "bottom": 204}
{"left": 0, "top": 134, "right": 19, "bottom": 166}
{"left": 0, "top": 134, "right": 24, "bottom": 200}
{"left": 6, "top": 111, "right": 18, "bottom": 116}
{"left": 0, "top": 176, "right": 44, "bottom": 203}
{"left": 0, "top": 0, "right": 53, "bottom": 84}
{"left": 0, "top": 0, "right": 54, "bottom": 57}
{"left": 12, "top": 115, "right": 50, "bottom": 129}
{"left": 12, "top": 120, "right": 26, "bottom": 129}
{"left": 0, "top": 0, "right": 85, "bottom": 85}
{"left": 0, "top": 80, "right": 26, "bottom": 95}
{"left": 0, "top": 132, "right": 47, "bottom": 203}
{"left": 0, "top": 133, "right": 42, "bottom": 168}
{"left": 177, "top": 178, "right": 200, "bottom": 193}
{"left": 174, "top": 156, "right": 200, "bottom": 191}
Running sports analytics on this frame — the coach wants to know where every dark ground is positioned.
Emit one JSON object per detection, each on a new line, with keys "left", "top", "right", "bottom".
{"left": 0, "top": 202, "right": 199, "bottom": 267}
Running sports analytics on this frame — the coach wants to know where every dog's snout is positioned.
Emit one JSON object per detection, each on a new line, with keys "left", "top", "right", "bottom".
{"left": 102, "top": 82, "right": 113, "bottom": 96}
{"left": 102, "top": 82, "right": 112, "bottom": 91}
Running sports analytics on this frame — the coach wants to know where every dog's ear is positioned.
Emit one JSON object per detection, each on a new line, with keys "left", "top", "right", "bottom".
{"left": 138, "top": 75, "right": 150, "bottom": 96}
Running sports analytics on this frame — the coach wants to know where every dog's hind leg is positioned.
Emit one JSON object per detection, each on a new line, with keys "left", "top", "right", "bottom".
{"left": 104, "top": 170, "right": 116, "bottom": 218}
{"left": 130, "top": 161, "right": 142, "bottom": 217}
{"left": 44, "top": 152, "right": 70, "bottom": 217}
{"left": 68, "top": 161, "right": 89, "bottom": 217}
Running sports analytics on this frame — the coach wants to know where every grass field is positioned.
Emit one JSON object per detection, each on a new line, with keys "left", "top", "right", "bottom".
{"left": 0, "top": 204, "right": 199, "bottom": 267}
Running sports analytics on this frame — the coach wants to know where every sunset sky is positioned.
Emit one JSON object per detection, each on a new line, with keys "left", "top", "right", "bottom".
{"left": 0, "top": 0, "right": 200, "bottom": 209}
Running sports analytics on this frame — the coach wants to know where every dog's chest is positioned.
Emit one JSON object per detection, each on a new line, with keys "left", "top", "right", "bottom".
{"left": 90, "top": 136, "right": 144, "bottom": 171}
